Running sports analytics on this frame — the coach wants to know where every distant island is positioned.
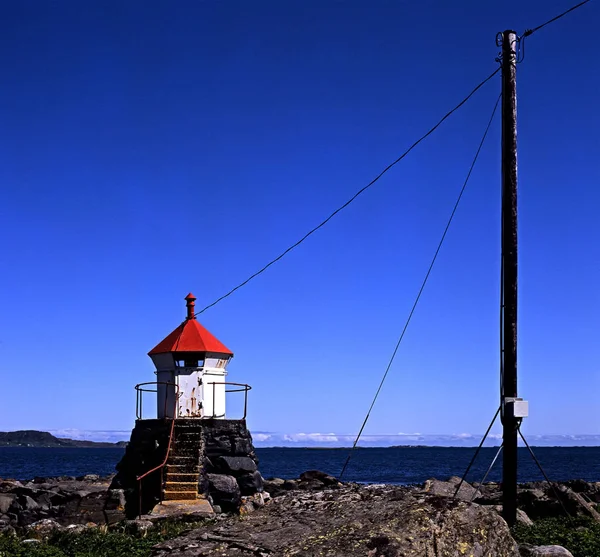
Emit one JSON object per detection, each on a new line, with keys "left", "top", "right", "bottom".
{"left": 0, "top": 430, "right": 127, "bottom": 448}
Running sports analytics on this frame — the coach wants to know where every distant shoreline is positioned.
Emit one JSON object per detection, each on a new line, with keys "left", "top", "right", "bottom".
{"left": 1, "top": 430, "right": 598, "bottom": 449}
{"left": 0, "top": 430, "right": 127, "bottom": 448}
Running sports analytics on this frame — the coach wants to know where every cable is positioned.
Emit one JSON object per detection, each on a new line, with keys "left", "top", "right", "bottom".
{"left": 523, "top": 0, "right": 593, "bottom": 37}
{"left": 194, "top": 68, "right": 501, "bottom": 316}
{"left": 470, "top": 444, "right": 503, "bottom": 502}
{"left": 338, "top": 92, "right": 502, "bottom": 480}
{"left": 518, "top": 426, "right": 571, "bottom": 518}
{"left": 453, "top": 406, "right": 501, "bottom": 498}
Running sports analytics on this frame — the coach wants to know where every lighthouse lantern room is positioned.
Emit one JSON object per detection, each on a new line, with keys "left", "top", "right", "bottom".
{"left": 148, "top": 293, "right": 233, "bottom": 419}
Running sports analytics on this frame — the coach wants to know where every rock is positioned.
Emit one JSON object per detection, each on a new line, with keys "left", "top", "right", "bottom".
{"left": 0, "top": 494, "right": 16, "bottom": 514}
{"left": 20, "top": 495, "right": 39, "bottom": 511}
{"left": 65, "top": 524, "right": 88, "bottom": 534}
{"left": 519, "top": 544, "right": 574, "bottom": 556}
{"left": 0, "top": 480, "right": 23, "bottom": 493}
{"left": 556, "top": 485, "right": 600, "bottom": 522}
{"left": 562, "top": 479, "right": 600, "bottom": 502}
{"left": 237, "top": 471, "right": 264, "bottom": 495}
{"left": 422, "top": 477, "right": 478, "bottom": 501}
{"left": 239, "top": 498, "right": 256, "bottom": 515}
{"left": 263, "top": 478, "right": 285, "bottom": 497}
{"left": 215, "top": 456, "right": 257, "bottom": 475}
{"left": 75, "top": 474, "right": 100, "bottom": 482}
{"left": 488, "top": 505, "right": 534, "bottom": 527}
{"left": 124, "top": 519, "right": 154, "bottom": 534}
{"left": 298, "top": 479, "right": 325, "bottom": 491}
{"left": 299, "top": 470, "right": 339, "bottom": 485}
{"left": 206, "top": 474, "right": 241, "bottom": 512}
{"left": 27, "top": 518, "right": 63, "bottom": 536}
{"left": 150, "top": 485, "right": 520, "bottom": 556}
{"left": 21, "top": 539, "right": 42, "bottom": 545}
{"left": 516, "top": 509, "right": 534, "bottom": 527}
{"left": 105, "top": 488, "right": 126, "bottom": 509}
{"left": 283, "top": 479, "right": 298, "bottom": 491}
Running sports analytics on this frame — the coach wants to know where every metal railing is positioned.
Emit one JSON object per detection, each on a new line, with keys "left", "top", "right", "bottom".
{"left": 134, "top": 381, "right": 179, "bottom": 518}
{"left": 133, "top": 380, "right": 251, "bottom": 516}
{"left": 136, "top": 381, "right": 178, "bottom": 421}
{"left": 206, "top": 382, "right": 252, "bottom": 419}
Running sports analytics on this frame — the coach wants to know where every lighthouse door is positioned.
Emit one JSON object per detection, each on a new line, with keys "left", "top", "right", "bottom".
{"left": 176, "top": 370, "right": 203, "bottom": 418}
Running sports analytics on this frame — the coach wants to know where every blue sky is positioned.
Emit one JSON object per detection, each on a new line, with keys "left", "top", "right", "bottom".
{"left": 1, "top": 0, "right": 598, "bottom": 443}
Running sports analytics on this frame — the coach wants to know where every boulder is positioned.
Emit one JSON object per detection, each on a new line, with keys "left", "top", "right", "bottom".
{"left": 519, "top": 545, "right": 574, "bottom": 556}
{"left": 422, "top": 477, "right": 478, "bottom": 501}
{"left": 206, "top": 474, "right": 241, "bottom": 512}
{"left": 26, "top": 518, "right": 63, "bottom": 537}
{"left": 151, "top": 486, "right": 520, "bottom": 556}
{"left": 76, "top": 474, "right": 100, "bottom": 482}
{"left": 123, "top": 519, "right": 154, "bottom": 534}
{"left": 263, "top": 478, "right": 285, "bottom": 498}
{"left": 237, "top": 471, "right": 264, "bottom": 495}
{"left": 556, "top": 485, "right": 600, "bottom": 522}
{"left": 299, "top": 470, "right": 339, "bottom": 486}
{"left": 298, "top": 479, "right": 325, "bottom": 491}
{"left": 283, "top": 479, "right": 299, "bottom": 491}
{"left": 20, "top": 496, "right": 39, "bottom": 511}
{"left": 215, "top": 456, "right": 257, "bottom": 475}
{"left": 0, "top": 494, "right": 16, "bottom": 514}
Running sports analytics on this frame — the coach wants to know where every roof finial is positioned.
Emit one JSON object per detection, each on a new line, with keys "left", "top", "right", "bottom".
{"left": 185, "top": 293, "right": 197, "bottom": 320}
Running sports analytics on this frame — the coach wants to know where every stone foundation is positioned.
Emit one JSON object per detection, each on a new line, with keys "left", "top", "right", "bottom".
{"left": 108, "top": 418, "right": 262, "bottom": 517}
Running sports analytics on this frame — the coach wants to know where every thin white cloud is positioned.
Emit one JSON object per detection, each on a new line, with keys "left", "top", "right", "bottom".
{"left": 49, "top": 429, "right": 130, "bottom": 443}
{"left": 44, "top": 429, "right": 600, "bottom": 448}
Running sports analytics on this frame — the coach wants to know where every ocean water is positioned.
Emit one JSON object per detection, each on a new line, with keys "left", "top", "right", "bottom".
{"left": 0, "top": 446, "right": 599, "bottom": 484}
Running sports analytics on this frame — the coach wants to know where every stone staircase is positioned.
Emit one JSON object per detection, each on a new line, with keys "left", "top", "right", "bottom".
{"left": 163, "top": 424, "right": 203, "bottom": 501}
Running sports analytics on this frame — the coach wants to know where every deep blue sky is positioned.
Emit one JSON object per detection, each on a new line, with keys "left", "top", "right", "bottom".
{"left": 1, "top": 1, "right": 598, "bottom": 440}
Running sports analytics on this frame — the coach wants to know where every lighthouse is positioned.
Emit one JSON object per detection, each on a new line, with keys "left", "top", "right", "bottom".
{"left": 148, "top": 293, "right": 233, "bottom": 420}
{"left": 107, "top": 293, "right": 263, "bottom": 519}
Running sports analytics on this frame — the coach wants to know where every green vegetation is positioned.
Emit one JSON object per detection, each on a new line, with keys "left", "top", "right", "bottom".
{"left": 0, "top": 519, "right": 209, "bottom": 557}
{"left": 512, "top": 516, "right": 600, "bottom": 557}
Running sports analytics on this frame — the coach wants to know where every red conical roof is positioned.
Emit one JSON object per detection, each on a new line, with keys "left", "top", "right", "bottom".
{"left": 148, "top": 293, "right": 233, "bottom": 356}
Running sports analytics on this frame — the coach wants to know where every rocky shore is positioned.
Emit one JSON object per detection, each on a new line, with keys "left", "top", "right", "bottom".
{"left": 1, "top": 471, "right": 599, "bottom": 556}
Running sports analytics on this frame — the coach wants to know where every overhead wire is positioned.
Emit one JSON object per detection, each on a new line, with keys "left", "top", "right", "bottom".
{"left": 194, "top": 68, "right": 500, "bottom": 316}
{"left": 523, "top": 0, "right": 593, "bottom": 37}
{"left": 339, "top": 91, "right": 502, "bottom": 480}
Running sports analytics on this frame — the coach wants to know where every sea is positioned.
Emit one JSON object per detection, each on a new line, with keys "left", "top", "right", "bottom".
{"left": 0, "top": 446, "right": 599, "bottom": 484}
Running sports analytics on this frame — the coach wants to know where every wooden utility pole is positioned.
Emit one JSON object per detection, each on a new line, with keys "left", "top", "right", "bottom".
{"left": 500, "top": 29, "right": 519, "bottom": 527}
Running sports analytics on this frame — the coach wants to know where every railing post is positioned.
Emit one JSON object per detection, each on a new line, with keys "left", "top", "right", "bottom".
{"left": 212, "top": 382, "right": 216, "bottom": 418}
{"left": 243, "top": 386, "right": 248, "bottom": 419}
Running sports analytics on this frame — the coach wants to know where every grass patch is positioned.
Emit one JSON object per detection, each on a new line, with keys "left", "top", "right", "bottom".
{"left": 0, "top": 519, "right": 210, "bottom": 557}
{"left": 512, "top": 516, "right": 600, "bottom": 557}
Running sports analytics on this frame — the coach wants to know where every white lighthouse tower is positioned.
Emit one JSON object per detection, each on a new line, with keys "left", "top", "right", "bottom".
{"left": 148, "top": 293, "right": 233, "bottom": 419}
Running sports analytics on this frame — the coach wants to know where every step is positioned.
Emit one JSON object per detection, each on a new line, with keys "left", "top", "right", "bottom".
{"left": 167, "top": 455, "right": 197, "bottom": 463}
{"left": 166, "top": 463, "right": 199, "bottom": 471}
{"left": 165, "top": 465, "right": 200, "bottom": 475}
{"left": 146, "top": 499, "right": 214, "bottom": 518}
{"left": 172, "top": 430, "right": 203, "bottom": 439}
{"left": 171, "top": 441, "right": 203, "bottom": 452}
{"left": 169, "top": 447, "right": 201, "bottom": 457}
{"left": 163, "top": 491, "right": 198, "bottom": 501}
{"left": 165, "top": 473, "right": 199, "bottom": 483}
{"left": 164, "top": 481, "right": 198, "bottom": 492}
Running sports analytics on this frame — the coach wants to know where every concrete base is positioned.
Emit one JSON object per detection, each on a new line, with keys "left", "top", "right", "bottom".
{"left": 108, "top": 418, "right": 261, "bottom": 517}
{"left": 142, "top": 499, "right": 215, "bottom": 520}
